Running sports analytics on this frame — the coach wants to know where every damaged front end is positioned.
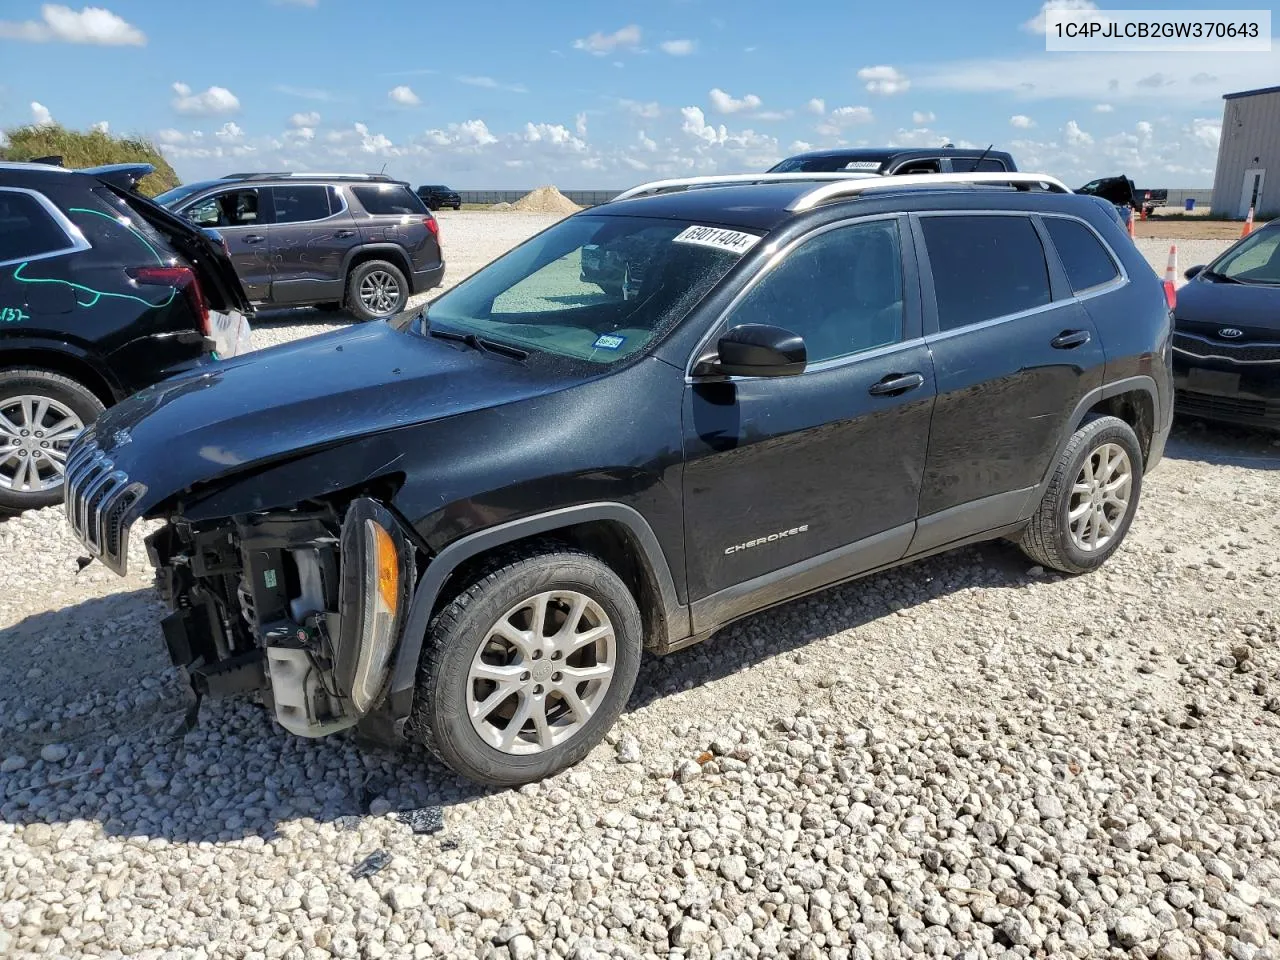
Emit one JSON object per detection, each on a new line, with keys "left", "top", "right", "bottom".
{"left": 148, "top": 497, "right": 416, "bottom": 737}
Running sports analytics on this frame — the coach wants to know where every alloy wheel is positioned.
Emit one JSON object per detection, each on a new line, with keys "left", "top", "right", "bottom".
{"left": 1067, "top": 441, "right": 1133, "bottom": 552}
{"left": 466, "top": 590, "right": 617, "bottom": 755}
{"left": 0, "top": 395, "right": 84, "bottom": 493}
{"left": 358, "top": 270, "right": 401, "bottom": 316}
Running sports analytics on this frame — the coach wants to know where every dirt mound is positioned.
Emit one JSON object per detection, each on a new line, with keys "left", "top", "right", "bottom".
{"left": 490, "top": 201, "right": 512, "bottom": 211}
{"left": 510, "top": 186, "right": 581, "bottom": 214}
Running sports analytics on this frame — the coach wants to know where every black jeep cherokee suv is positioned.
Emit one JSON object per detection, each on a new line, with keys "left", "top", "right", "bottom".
{"left": 0, "top": 161, "right": 251, "bottom": 513}
{"left": 65, "top": 171, "right": 1173, "bottom": 787}
{"left": 156, "top": 173, "right": 444, "bottom": 322}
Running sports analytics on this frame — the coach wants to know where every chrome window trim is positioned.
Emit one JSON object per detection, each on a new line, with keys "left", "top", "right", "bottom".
{"left": 916, "top": 209, "right": 1129, "bottom": 336}
{"left": 683, "top": 213, "right": 907, "bottom": 382}
{"left": 0, "top": 186, "right": 92, "bottom": 268}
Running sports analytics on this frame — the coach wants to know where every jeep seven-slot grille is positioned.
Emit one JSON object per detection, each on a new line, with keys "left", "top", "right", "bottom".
{"left": 64, "top": 438, "right": 138, "bottom": 575}
{"left": 1173, "top": 332, "right": 1280, "bottom": 364}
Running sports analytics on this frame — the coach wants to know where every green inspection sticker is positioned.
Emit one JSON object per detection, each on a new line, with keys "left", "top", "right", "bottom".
{"left": 263, "top": 569, "right": 278, "bottom": 589}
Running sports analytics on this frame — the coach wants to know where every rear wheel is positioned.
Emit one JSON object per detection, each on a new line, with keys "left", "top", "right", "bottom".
{"left": 0, "top": 369, "right": 104, "bottom": 513}
{"left": 1019, "top": 416, "right": 1143, "bottom": 574}
{"left": 410, "top": 546, "right": 642, "bottom": 787}
{"left": 346, "top": 260, "right": 409, "bottom": 322}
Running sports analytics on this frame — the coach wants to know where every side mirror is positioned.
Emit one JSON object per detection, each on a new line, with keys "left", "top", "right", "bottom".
{"left": 1184, "top": 265, "right": 1205, "bottom": 280}
{"left": 695, "top": 323, "right": 806, "bottom": 378}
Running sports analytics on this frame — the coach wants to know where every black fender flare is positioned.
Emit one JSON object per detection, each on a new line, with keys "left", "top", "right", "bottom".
{"left": 340, "top": 244, "right": 413, "bottom": 286}
{"left": 1030, "top": 374, "right": 1162, "bottom": 507}
{"left": 0, "top": 336, "right": 123, "bottom": 402}
{"left": 385, "top": 502, "right": 689, "bottom": 720}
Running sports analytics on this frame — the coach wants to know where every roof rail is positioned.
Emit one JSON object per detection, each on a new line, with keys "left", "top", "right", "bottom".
{"left": 222, "top": 171, "right": 395, "bottom": 182}
{"left": 788, "top": 172, "right": 1072, "bottom": 211}
{"left": 609, "top": 171, "right": 882, "bottom": 204}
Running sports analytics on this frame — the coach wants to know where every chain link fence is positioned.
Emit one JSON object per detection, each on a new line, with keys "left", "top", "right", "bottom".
{"left": 457, "top": 190, "right": 621, "bottom": 208}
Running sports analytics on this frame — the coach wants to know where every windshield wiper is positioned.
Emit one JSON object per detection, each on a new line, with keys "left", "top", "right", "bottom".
{"left": 1200, "top": 270, "right": 1242, "bottom": 284}
{"left": 426, "top": 324, "right": 529, "bottom": 361}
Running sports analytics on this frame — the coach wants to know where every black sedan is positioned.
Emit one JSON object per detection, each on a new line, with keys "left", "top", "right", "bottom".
{"left": 1174, "top": 221, "right": 1280, "bottom": 431}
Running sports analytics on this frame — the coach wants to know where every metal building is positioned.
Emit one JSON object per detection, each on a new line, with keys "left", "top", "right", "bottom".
{"left": 1210, "top": 85, "right": 1280, "bottom": 219}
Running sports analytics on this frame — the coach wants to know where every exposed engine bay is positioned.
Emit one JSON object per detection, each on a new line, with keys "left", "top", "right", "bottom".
{"left": 146, "top": 497, "right": 415, "bottom": 737}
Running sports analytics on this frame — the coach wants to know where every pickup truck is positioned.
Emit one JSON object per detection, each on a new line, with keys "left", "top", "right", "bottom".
{"left": 1077, "top": 176, "right": 1167, "bottom": 216}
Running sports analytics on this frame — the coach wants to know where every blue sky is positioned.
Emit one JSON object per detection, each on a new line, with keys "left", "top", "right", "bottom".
{"left": 1, "top": 1, "right": 1277, "bottom": 188}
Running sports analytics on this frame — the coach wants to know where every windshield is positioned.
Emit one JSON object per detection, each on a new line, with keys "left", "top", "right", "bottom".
{"left": 1207, "top": 228, "right": 1280, "bottom": 284}
{"left": 424, "top": 214, "right": 757, "bottom": 363}
{"left": 769, "top": 156, "right": 885, "bottom": 173}
{"left": 154, "top": 181, "right": 219, "bottom": 208}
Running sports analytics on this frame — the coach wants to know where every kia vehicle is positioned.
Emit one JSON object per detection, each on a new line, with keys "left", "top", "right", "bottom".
{"left": 769, "top": 147, "right": 1017, "bottom": 175}
{"left": 0, "top": 160, "right": 251, "bottom": 513}
{"left": 64, "top": 170, "right": 1172, "bottom": 787}
{"left": 156, "top": 173, "right": 444, "bottom": 322}
{"left": 1174, "top": 220, "right": 1280, "bottom": 430}
{"left": 417, "top": 184, "right": 463, "bottom": 211}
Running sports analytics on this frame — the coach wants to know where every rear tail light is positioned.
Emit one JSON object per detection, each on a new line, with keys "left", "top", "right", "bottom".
{"left": 128, "top": 265, "right": 210, "bottom": 337}
{"left": 424, "top": 216, "right": 440, "bottom": 242}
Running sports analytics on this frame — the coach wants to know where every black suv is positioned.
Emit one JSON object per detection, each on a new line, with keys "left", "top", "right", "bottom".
{"left": 417, "top": 184, "right": 462, "bottom": 211}
{"left": 0, "top": 160, "right": 251, "bottom": 513}
{"left": 156, "top": 173, "right": 444, "bottom": 322}
{"left": 65, "top": 171, "right": 1172, "bottom": 787}
{"left": 770, "top": 147, "right": 1017, "bottom": 175}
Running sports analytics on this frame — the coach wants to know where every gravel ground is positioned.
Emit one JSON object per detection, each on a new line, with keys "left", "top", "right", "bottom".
{"left": 2, "top": 218, "right": 1278, "bottom": 960}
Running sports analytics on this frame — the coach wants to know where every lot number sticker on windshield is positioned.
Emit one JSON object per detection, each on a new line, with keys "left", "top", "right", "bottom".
{"left": 673, "top": 225, "right": 761, "bottom": 256}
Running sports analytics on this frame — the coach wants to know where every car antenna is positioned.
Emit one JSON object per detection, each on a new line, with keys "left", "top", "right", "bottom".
{"left": 972, "top": 143, "right": 994, "bottom": 168}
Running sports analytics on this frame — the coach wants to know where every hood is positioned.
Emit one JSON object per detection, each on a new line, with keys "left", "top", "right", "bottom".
{"left": 80, "top": 322, "right": 571, "bottom": 515}
{"left": 1175, "top": 277, "right": 1280, "bottom": 336}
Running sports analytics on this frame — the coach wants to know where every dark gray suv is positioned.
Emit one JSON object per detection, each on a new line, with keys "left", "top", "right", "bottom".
{"left": 155, "top": 173, "right": 444, "bottom": 321}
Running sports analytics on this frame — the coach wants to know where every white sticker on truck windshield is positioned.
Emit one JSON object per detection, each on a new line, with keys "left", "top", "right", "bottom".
{"left": 673, "top": 225, "right": 761, "bottom": 255}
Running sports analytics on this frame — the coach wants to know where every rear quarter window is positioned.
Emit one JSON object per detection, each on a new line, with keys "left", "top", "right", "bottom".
{"left": 352, "top": 185, "right": 429, "bottom": 216}
{"left": 1044, "top": 217, "right": 1120, "bottom": 293}
{"left": 0, "top": 189, "right": 78, "bottom": 264}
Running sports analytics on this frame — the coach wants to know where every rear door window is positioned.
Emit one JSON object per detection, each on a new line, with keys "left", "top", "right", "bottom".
{"left": 351, "top": 184, "right": 428, "bottom": 216}
{"left": 921, "top": 215, "right": 1052, "bottom": 331}
{"left": 271, "top": 185, "right": 332, "bottom": 224}
{"left": 1044, "top": 217, "right": 1121, "bottom": 293}
{"left": 949, "top": 158, "right": 1009, "bottom": 172}
{"left": 0, "top": 189, "right": 79, "bottom": 264}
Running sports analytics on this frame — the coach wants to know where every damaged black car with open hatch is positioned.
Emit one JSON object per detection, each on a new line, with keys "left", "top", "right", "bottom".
{"left": 64, "top": 171, "right": 1173, "bottom": 787}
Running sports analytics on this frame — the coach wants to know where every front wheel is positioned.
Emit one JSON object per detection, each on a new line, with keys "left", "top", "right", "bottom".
{"left": 410, "top": 547, "right": 642, "bottom": 787}
{"left": 1019, "top": 416, "right": 1144, "bottom": 574}
{"left": 0, "top": 369, "right": 104, "bottom": 513}
{"left": 346, "top": 260, "right": 409, "bottom": 322}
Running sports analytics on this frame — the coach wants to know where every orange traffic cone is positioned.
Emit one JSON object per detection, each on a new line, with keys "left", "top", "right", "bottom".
{"left": 1127, "top": 209, "right": 1136, "bottom": 239}
{"left": 1162, "top": 244, "right": 1177, "bottom": 309}
{"left": 1242, "top": 206, "right": 1255, "bottom": 237}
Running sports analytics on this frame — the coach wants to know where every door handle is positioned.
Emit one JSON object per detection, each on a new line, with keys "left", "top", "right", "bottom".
{"left": 243, "top": 234, "right": 266, "bottom": 245}
{"left": 1051, "top": 329, "right": 1091, "bottom": 349}
{"left": 335, "top": 229, "right": 356, "bottom": 239}
{"left": 868, "top": 372, "right": 925, "bottom": 397}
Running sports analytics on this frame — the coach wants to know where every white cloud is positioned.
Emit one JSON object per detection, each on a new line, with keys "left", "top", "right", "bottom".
{"left": 456, "top": 76, "right": 528, "bottom": 94}
{"left": 681, "top": 106, "right": 727, "bottom": 144}
{"left": 1010, "top": 114, "right": 1036, "bottom": 129}
{"left": 807, "top": 98, "right": 826, "bottom": 115}
{"left": 888, "top": 128, "right": 952, "bottom": 148}
{"left": 155, "top": 128, "right": 189, "bottom": 144}
{"left": 290, "top": 111, "right": 320, "bottom": 127}
{"left": 573, "top": 24, "right": 641, "bottom": 55}
{"left": 660, "top": 39, "right": 695, "bottom": 55}
{"left": 523, "top": 123, "right": 588, "bottom": 152}
{"left": 422, "top": 119, "right": 498, "bottom": 149}
{"left": 709, "top": 88, "right": 762, "bottom": 114}
{"left": 1188, "top": 117, "right": 1220, "bottom": 148}
{"left": 638, "top": 130, "right": 657, "bottom": 152}
{"left": 912, "top": 110, "right": 936, "bottom": 124}
{"left": 620, "top": 99, "right": 660, "bottom": 119}
{"left": 1022, "top": 0, "right": 1099, "bottom": 34}
{"left": 790, "top": 140, "right": 813, "bottom": 153}
{"left": 1093, "top": 103, "right": 1114, "bottom": 113}
{"left": 1064, "top": 120, "right": 1094, "bottom": 147}
{"left": 30, "top": 102, "right": 54, "bottom": 127}
{"left": 215, "top": 121, "right": 244, "bottom": 142}
{"left": 353, "top": 122, "right": 396, "bottom": 155}
{"left": 0, "top": 4, "right": 146, "bottom": 45}
{"left": 388, "top": 85, "right": 421, "bottom": 106}
{"left": 858, "top": 65, "right": 910, "bottom": 95}
{"left": 172, "top": 82, "right": 240, "bottom": 116}
{"left": 90, "top": 120, "right": 109, "bottom": 133}
{"left": 1136, "top": 120, "right": 1154, "bottom": 137}
{"left": 816, "top": 106, "right": 875, "bottom": 137}
{"left": 575, "top": 112, "right": 588, "bottom": 138}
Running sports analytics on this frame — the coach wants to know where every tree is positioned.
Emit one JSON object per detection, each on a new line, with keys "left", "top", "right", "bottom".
{"left": 1, "top": 124, "right": 179, "bottom": 196}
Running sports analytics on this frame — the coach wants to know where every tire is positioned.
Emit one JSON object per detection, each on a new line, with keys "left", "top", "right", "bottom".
{"left": 410, "top": 545, "right": 643, "bottom": 787}
{"left": 345, "top": 260, "right": 409, "bottom": 322}
{"left": 1019, "top": 416, "right": 1144, "bottom": 574}
{"left": 0, "top": 368, "right": 104, "bottom": 513}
